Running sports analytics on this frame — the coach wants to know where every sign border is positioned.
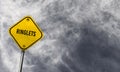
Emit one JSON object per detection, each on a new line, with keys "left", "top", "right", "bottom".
{"left": 9, "top": 16, "right": 44, "bottom": 51}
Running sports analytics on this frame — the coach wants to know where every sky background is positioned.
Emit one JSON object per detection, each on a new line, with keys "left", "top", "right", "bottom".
{"left": 1, "top": 0, "right": 120, "bottom": 72}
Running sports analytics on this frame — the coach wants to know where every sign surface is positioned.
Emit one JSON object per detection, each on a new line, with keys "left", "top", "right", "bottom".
{"left": 9, "top": 16, "right": 44, "bottom": 50}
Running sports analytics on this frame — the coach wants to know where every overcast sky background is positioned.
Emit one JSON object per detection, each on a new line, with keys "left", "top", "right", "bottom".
{"left": 1, "top": 0, "right": 120, "bottom": 72}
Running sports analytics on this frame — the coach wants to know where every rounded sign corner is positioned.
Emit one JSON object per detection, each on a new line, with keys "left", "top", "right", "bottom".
{"left": 25, "top": 16, "right": 32, "bottom": 19}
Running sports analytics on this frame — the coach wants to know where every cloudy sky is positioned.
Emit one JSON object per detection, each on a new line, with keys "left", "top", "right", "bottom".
{"left": 1, "top": 0, "right": 120, "bottom": 72}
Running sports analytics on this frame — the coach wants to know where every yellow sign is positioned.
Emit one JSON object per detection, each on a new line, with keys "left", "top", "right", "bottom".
{"left": 9, "top": 16, "right": 44, "bottom": 51}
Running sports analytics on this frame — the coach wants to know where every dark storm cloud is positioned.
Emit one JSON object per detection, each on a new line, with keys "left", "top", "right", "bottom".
{"left": 39, "top": 2, "right": 120, "bottom": 71}
{"left": 60, "top": 22, "right": 120, "bottom": 72}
